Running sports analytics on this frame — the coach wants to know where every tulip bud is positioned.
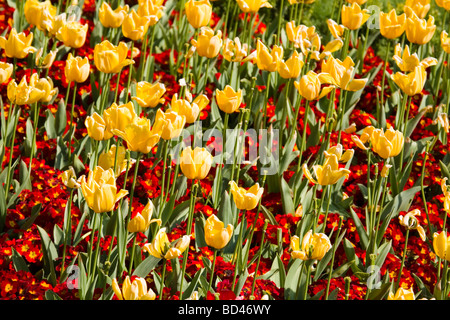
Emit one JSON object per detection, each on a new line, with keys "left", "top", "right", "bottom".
{"left": 370, "top": 127, "right": 404, "bottom": 159}
{"left": 112, "top": 276, "right": 156, "bottom": 300}
{"left": 433, "top": 231, "right": 450, "bottom": 262}
{"left": 290, "top": 230, "right": 332, "bottom": 260}
{"left": 215, "top": 85, "right": 243, "bottom": 113}
{"left": 60, "top": 166, "right": 81, "bottom": 189}
{"left": 65, "top": 53, "right": 90, "bottom": 83}
{"left": 57, "top": 21, "right": 88, "bottom": 48}
{"left": 122, "top": 9, "right": 151, "bottom": 41}
{"left": 0, "top": 62, "right": 13, "bottom": 84}
{"left": 379, "top": 9, "right": 406, "bottom": 39}
{"left": 341, "top": 3, "right": 370, "bottom": 30}
{"left": 204, "top": 214, "right": 234, "bottom": 250}
{"left": 236, "top": 0, "right": 273, "bottom": 13}
{"left": 153, "top": 109, "right": 186, "bottom": 140}
{"left": 191, "top": 27, "right": 222, "bottom": 59}
{"left": 185, "top": 0, "right": 212, "bottom": 28}
{"left": 179, "top": 146, "right": 213, "bottom": 180}
{"left": 102, "top": 101, "right": 138, "bottom": 135}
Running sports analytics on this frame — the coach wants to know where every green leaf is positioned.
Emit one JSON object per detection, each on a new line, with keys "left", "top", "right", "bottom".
{"left": 11, "top": 248, "right": 29, "bottom": 272}
{"left": 133, "top": 255, "right": 161, "bottom": 278}
{"left": 37, "top": 225, "right": 58, "bottom": 286}
{"left": 280, "top": 177, "right": 295, "bottom": 215}
{"left": 45, "top": 290, "right": 63, "bottom": 300}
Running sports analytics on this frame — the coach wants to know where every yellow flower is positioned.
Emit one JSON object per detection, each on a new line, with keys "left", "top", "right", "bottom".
{"left": 222, "top": 37, "right": 250, "bottom": 62}
{"left": 388, "top": 287, "right": 415, "bottom": 300}
{"left": 35, "top": 48, "right": 57, "bottom": 69}
{"left": 127, "top": 200, "right": 161, "bottom": 233}
{"left": 370, "top": 127, "right": 404, "bottom": 159}
{"left": 285, "top": 21, "right": 321, "bottom": 55}
{"left": 255, "top": 39, "right": 284, "bottom": 72}
{"left": 277, "top": 50, "right": 304, "bottom": 79}
{"left": 324, "top": 144, "right": 354, "bottom": 163}
{"left": 327, "top": 19, "right": 346, "bottom": 39}
{"left": 79, "top": 166, "right": 128, "bottom": 213}
{"left": 170, "top": 93, "right": 209, "bottom": 123}
{"left": 302, "top": 153, "right": 351, "bottom": 186}
{"left": 290, "top": 230, "right": 332, "bottom": 260}
{"left": 98, "top": 145, "right": 134, "bottom": 177}
{"left": 441, "top": 31, "right": 450, "bottom": 54}
{"left": 405, "top": 11, "right": 436, "bottom": 45}
{"left": 24, "top": 0, "right": 56, "bottom": 32}
{"left": 229, "top": 181, "right": 264, "bottom": 211}
{"left": 433, "top": 231, "right": 450, "bottom": 261}
{"left": 341, "top": 3, "right": 370, "bottom": 30}
{"left": 440, "top": 178, "right": 450, "bottom": 212}
{"left": 380, "top": 163, "right": 392, "bottom": 178}
{"left": 436, "top": 0, "right": 450, "bottom": 10}
{"left": 112, "top": 276, "right": 156, "bottom": 300}
{"left": 404, "top": 0, "right": 430, "bottom": 19}
{"left": 392, "top": 44, "right": 437, "bottom": 72}
{"left": 137, "top": 0, "right": 164, "bottom": 26}
{"left": 35, "top": 77, "right": 58, "bottom": 103}
{"left": 215, "top": 85, "right": 243, "bottom": 113}
{"left": 309, "top": 38, "right": 343, "bottom": 61}
{"left": 0, "top": 62, "right": 13, "bottom": 84}
{"left": 94, "top": 40, "right": 134, "bottom": 74}
{"left": 185, "top": 0, "right": 212, "bottom": 28}
{"left": 65, "top": 53, "right": 90, "bottom": 83}
{"left": 0, "top": 28, "right": 37, "bottom": 59}
{"left": 379, "top": 9, "right": 406, "bottom": 39}
{"left": 153, "top": 109, "right": 186, "bottom": 140}
{"left": 99, "top": 2, "right": 129, "bottom": 28}
{"left": 345, "top": 0, "right": 367, "bottom": 4}
{"left": 399, "top": 209, "right": 426, "bottom": 241}
{"left": 60, "top": 166, "right": 81, "bottom": 189}
{"left": 236, "top": 0, "right": 272, "bottom": 13}
{"left": 294, "top": 71, "right": 335, "bottom": 101}
{"left": 179, "top": 146, "right": 213, "bottom": 180}
{"left": 45, "top": 12, "right": 76, "bottom": 37}
{"left": 85, "top": 112, "right": 114, "bottom": 141}
{"left": 191, "top": 27, "right": 223, "bottom": 58}
{"left": 319, "top": 56, "right": 368, "bottom": 91}
{"left": 111, "top": 116, "right": 162, "bottom": 154}
{"left": 143, "top": 227, "right": 190, "bottom": 259}
{"left": 122, "top": 9, "right": 151, "bottom": 41}
{"left": 204, "top": 214, "right": 234, "bottom": 250}
{"left": 391, "top": 65, "right": 427, "bottom": 96}
{"left": 57, "top": 21, "right": 88, "bottom": 48}
{"left": 132, "top": 81, "right": 166, "bottom": 108}
{"left": 7, "top": 74, "right": 57, "bottom": 105}
{"left": 102, "top": 101, "right": 138, "bottom": 135}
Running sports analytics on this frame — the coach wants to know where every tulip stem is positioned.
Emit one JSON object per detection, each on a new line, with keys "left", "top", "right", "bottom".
{"left": 303, "top": 260, "right": 312, "bottom": 300}
{"left": 158, "top": 140, "right": 169, "bottom": 216}
{"left": 223, "top": 0, "right": 232, "bottom": 38}
{"left": 3, "top": 105, "right": 19, "bottom": 210}
{"left": 262, "top": 72, "right": 272, "bottom": 130}
{"left": 325, "top": 216, "right": 344, "bottom": 300}
{"left": 125, "top": 41, "right": 135, "bottom": 104}
{"left": 396, "top": 228, "right": 409, "bottom": 290}
{"left": 321, "top": 185, "right": 332, "bottom": 233}
{"left": 91, "top": 213, "right": 104, "bottom": 276}
{"left": 250, "top": 219, "right": 269, "bottom": 297}
{"left": 379, "top": 40, "right": 391, "bottom": 122}
{"left": 277, "top": 0, "right": 285, "bottom": 45}
{"left": 208, "top": 249, "right": 218, "bottom": 294}
{"left": 60, "top": 188, "right": 74, "bottom": 279}
{"left": 69, "top": 83, "right": 78, "bottom": 160}
{"left": 114, "top": 71, "right": 121, "bottom": 104}
{"left": 159, "top": 259, "right": 167, "bottom": 300}
{"left": 128, "top": 234, "right": 137, "bottom": 273}
{"left": 421, "top": 142, "right": 433, "bottom": 239}
{"left": 231, "top": 210, "right": 247, "bottom": 292}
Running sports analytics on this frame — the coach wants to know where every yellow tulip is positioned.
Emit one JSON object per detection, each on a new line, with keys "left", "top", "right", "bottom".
{"left": 35, "top": 76, "right": 58, "bottom": 103}
{"left": 24, "top": 0, "right": 56, "bottom": 32}
{"left": 143, "top": 227, "right": 190, "bottom": 260}
{"left": 35, "top": 48, "right": 57, "bottom": 69}
{"left": 85, "top": 112, "right": 113, "bottom": 141}
{"left": 388, "top": 287, "right": 415, "bottom": 300}
{"left": 98, "top": 144, "right": 134, "bottom": 177}
{"left": 324, "top": 144, "right": 354, "bottom": 163}
{"left": 45, "top": 12, "right": 75, "bottom": 38}
{"left": 170, "top": 93, "right": 209, "bottom": 123}
{"left": 379, "top": 9, "right": 406, "bottom": 39}
{"left": 204, "top": 214, "right": 234, "bottom": 250}
{"left": 122, "top": 9, "right": 151, "bottom": 41}
{"left": 111, "top": 116, "right": 162, "bottom": 154}
{"left": 185, "top": 0, "right": 212, "bottom": 28}
{"left": 309, "top": 38, "right": 343, "bottom": 61}
{"left": 370, "top": 127, "right": 404, "bottom": 159}
{"left": 380, "top": 163, "right": 392, "bottom": 178}
{"left": 99, "top": 2, "right": 129, "bottom": 28}
{"left": 441, "top": 178, "right": 450, "bottom": 212}
{"left": 277, "top": 50, "right": 304, "bottom": 79}
{"left": 399, "top": 209, "right": 426, "bottom": 241}
{"left": 391, "top": 65, "right": 427, "bottom": 96}
{"left": 79, "top": 166, "right": 128, "bottom": 213}
{"left": 327, "top": 19, "right": 346, "bottom": 39}
{"left": 153, "top": 109, "right": 186, "bottom": 140}
{"left": 405, "top": 11, "right": 436, "bottom": 45}
{"left": 294, "top": 71, "right": 335, "bottom": 101}
{"left": 191, "top": 27, "right": 222, "bottom": 58}
{"left": 286, "top": 22, "right": 321, "bottom": 53}
{"left": 392, "top": 44, "right": 437, "bottom": 73}
{"left": 102, "top": 101, "right": 138, "bottom": 135}
{"left": 441, "top": 31, "right": 450, "bottom": 54}
{"left": 179, "top": 146, "right": 213, "bottom": 180}
{"left": 320, "top": 56, "right": 368, "bottom": 91}
{"left": 112, "top": 276, "right": 156, "bottom": 300}
{"left": 215, "top": 85, "right": 243, "bottom": 113}
{"left": 0, "top": 28, "right": 37, "bottom": 59}
{"left": 137, "top": 0, "right": 164, "bottom": 25}
{"left": 132, "top": 81, "right": 166, "bottom": 108}
{"left": 436, "top": 0, "right": 450, "bottom": 10}
{"left": 229, "top": 181, "right": 264, "bottom": 211}
{"left": 433, "top": 231, "right": 450, "bottom": 261}
{"left": 127, "top": 200, "right": 161, "bottom": 233}
{"left": 236, "top": 0, "right": 272, "bottom": 13}
{"left": 222, "top": 37, "right": 250, "bottom": 62}
{"left": 57, "top": 21, "right": 88, "bottom": 49}
{"left": 0, "top": 62, "right": 13, "bottom": 84}
{"left": 404, "top": 0, "right": 430, "bottom": 19}
{"left": 341, "top": 3, "right": 370, "bottom": 30}
{"left": 94, "top": 40, "right": 134, "bottom": 74}
{"left": 7, "top": 74, "right": 44, "bottom": 105}
{"left": 345, "top": 0, "right": 367, "bottom": 4}
{"left": 302, "top": 153, "right": 351, "bottom": 186}
{"left": 65, "top": 53, "right": 90, "bottom": 83}
{"left": 60, "top": 166, "right": 81, "bottom": 189}
{"left": 255, "top": 39, "right": 284, "bottom": 72}
{"left": 290, "top": 230, "right": 332, "bottom": 260}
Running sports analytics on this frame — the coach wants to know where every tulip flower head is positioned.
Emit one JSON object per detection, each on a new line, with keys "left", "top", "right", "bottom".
{"left": 388, "top": 287, "right": 415, "bottom": 300}
{"left": 294, "top": 71, "right": 335, "bottom": 101}
{"left": 392, "top": 44, "right": 437, "bottom": 73}
{"left": 285, "top": 22, "right": 321, "bottom": 54}
{"left": 94, "top": 40, "right": 134, "bottom": 74}
{"left": 365, "top": 126, "right": 404, "bottom": 159}
{"left": 185, "top": 0, "right": 212, "bottom": 28}
{"left": 290, "top": 230, "right": 332, "bottom": 260}
{"left": 103, "top": 101, "right": 138, "bottom": 135}
{"left": 404, "top": 0, "right": 430, "bottom": 19}
{"left": 153, "top": 108, "right": 186, "bottom": 140}
{"left": 180, "top": 146, "right": 213, "bottom": 180}
{"left": 112, "top": 276, "right": 156, "bottom": 300}
{"left": 60, "top": 166, "right": 81, "bottom": 189}
{"left": 222, "top": 37, "right": 250, "bottom": 62}
{"left": 236, "top": 0, "right": 273, "bottom": 13}
{"left": 255, "top": 39, "right": 284, "bottom": 72}
{"left": 127, "top": 200, "right": 161, "bottom": 233}
{"left": 57, "top": 20, "right": 88, "bottom": 48}
{"left": 399, "top": 209, "right": 426, "bottom": 241}
{"left": 405, "top": 10, "right": 436, "bottom": 45}
{"left": 0, "top": 28, "right": 37, "bottom": 59}
{"left": 341, "top": 3, "right": 370, "bottom": 30}
{"left": 324, "top": 144, "right": 354, "bottom": 163}
{"left": 391, "top": 65, "right": 427, "bottom": 96}
{"left": 191, "top": 27, "right": 223, "bottom": 59}
{"left": 379, "top": 9, "right": 406, "bottom": 39}
{"left": 99, "top": 2, "right": 129, "bottom": 28}
{"left": 24, "top": 0, "right": 56, "bottom": 32}
{"left": 122, "top": 9, "right": 151, "bottom": 41}
{"left": 137, "top": 0, "right": 164, "bottom": 25}
{"left": 65, "top": 53, "right": 90, "bottom": 83}
{"left": 229, "top": 181, "right": 264, "bottom": 211}
{"left": 7, "top": 73, "right": 57, "bottom": 105}
{"left": 327, "top": 19, "right": 346, "bottom": 39}
{"left": 433, "top": 231, "right": 450, "bottom": 261}
{"left": 170, "top": 93, "right": 209, "bottom": 123}
{"left": 441, "top": 31, "right": 450, "bottom": 54}
{"left": 204, "top": 214, "right": 234, "bottom": 250}
{"left": 98, "top": 145, "right": 135, "bottom": 177}
{"left": 132, "top": 81, "right": 166, "bottom": 108}
{"left": 0, "top": 62, "right": 13, "bottom": 84}
{"left": 320, "top": 56, "right": 368, "bottom": 91}
{"left": 85, "top": 112, "right": 114, "bottom": 141}
{"left": 302, "top": 153, "right": 351, "bottom": 186}
{"left": 215, "top": 85, "right": 243, "bottom": 113}
{"left": 143, "top": 227, "right": 190, "bottom": 260}
{"left": 277, "top": 50, "right": 304, "bottom": 79}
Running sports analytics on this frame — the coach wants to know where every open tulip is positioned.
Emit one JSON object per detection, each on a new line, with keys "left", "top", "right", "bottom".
{"left": 379, "top": 9, "right": 406, "bottom": 39}
{"left": 85, "top": 112, "right": 114, "bottom": 141}
{"left": 441, "top": 31, "right": 450, "bottom": 54}
{"left": 112, "top": 276, "right": 156, "bottom": 300}
{"left": 35, "top": 48, "right": 57, "bottom": 69}
{"left": 370, "top": 127, "right": 404, "bottom": 159}
{"left": 153, "top": 109, "right": 186, "bottom": 140}
{"left": 132, "top": 81, "right": 166, "bottom": 108}
{"left": 143, "top": 227, "right": 190, "bottom": 260}
{"left": 98, "top": 144, "right": 134, "bottom": 176}
{"left": 0, "top": 28, "right": 37, "bottom": 59}
{"left": 255, "top": 39, "right": 284, "bottom": 72}
{"left": 236, "top": 0, "right": 272, "bottom": 13}
{"left": 94, "top": 40, "right": 134, "bottom": 74}
{"left": 391, "top": 65, "right": 427, "bottom": 96}
{"left": 57, "top": 21, "right": 88, "bottom": 48}
{"left": 0, "top": 62, "right": 13, "bottom": 84}
{"left": 24, "top": 0, "right": 56, "bottom": 32}
{"left": 79, "top": 166, "right": 128, "bottom": 213}
{"left": 388, "top": 287, "right": 415, "bottom": 300}
{"left": 277, "top": 50, "right": 304, "bottom": 79}
{"left": 170, "top": 93, "right": 209, "bottom": 123}
{"left": 204, "top": 214, "right": 234, "bottom": 250}
{"left": 122, "top": 9, "right": 151, "bottom": 41}
{"left": 180, "top": 146, "right": 213, "bottom": 180}
{"left": 35, "top": 76, "right": 58, "bottom": 103}
{"left": 405, "top": 11, "right": 436, "bottom": 45}
{"left": 229, "top": 181, "right": 264, "bottom": 211}
{"left": 99, "top": 2, "right": 129, "bottom": 28}
{"left": 215, "top": 85, "right": 243, "bottom": 113}
{"left": 302, "top": 153, "right": 351, "bottom": 186}
{"left": 399, "top": 209, "right": 426, "bottom": 241}
{"left": 324, "top": 144, "right": 354, "bottom": 163}
{"left": 103, "top": 101, "right": 138, "bottom": 135}
{"left": 137, "top": 0, "right": 164, "bottom": 25}
{"left": 320, "top": 56, "right": 368, "bottom": 91}
{"left": 185, "top": 0, "right": 212, "bottom": 28}
{"left": 404, "top": 0, "right": 430, "bottom": 19}
{"left": 341, "top": 3, "right": 370, "bottom": 30}
{"left": 327, "top": 19, "right": 346, "bottom": 39}
{"left": 294, "top": 71, "right": 335, "bottom": 101}
{"left": 45, "top": 12, "right": 76, "bottom": 38}
{"left": 222, "top": 37, "right": 250, "bottom": 62}
{"left": 290, "top": 230, "right": 332, "bottom": 260}
{"left": 286, "top": 22, "right": 321, "bottom": 54}
{"left": 441, "top": 178, "right": 450, "bottom": 212}
{"left": 191, "top": 27, "right": 222, "bottom": 58}
{"left": 7, "top": 74, "right": 44, "bottom": 105}
{"left": 60, "top": 166, "right": 81, "bottom": 189}
{"left": 392, "top": 44, "right": 437, "bottom": 72}
{"left": 65, "top": 53, "right": 90, "bottom": 83}
{"left": 127, "top": 200, "right": 161, "bottom": 233}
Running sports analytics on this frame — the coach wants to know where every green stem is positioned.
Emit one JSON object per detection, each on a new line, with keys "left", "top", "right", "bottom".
{"left": 250, "top": 220, "right": 269, "bottom": 297}
{"left": 208, "top": 249, "right": 218, "bottom": 293}
{"left": 325, "top": 216, "right": 344, "bottom": 300}
{"left": 128, "top": 234, "right": 137, "bottom": 272}
{"left": 60, "top": 188, "right": 74, "bottom": 278}
{"left": 232, "top": 210, "right": 247, "bottom": 292}
{"left": 159, "top": 259, "right": 167, "bottom": 300}
{"left": 158, "top": 140, "right": 169, "bottom": 216}
{"left": 68, "top": 83, "right": 77, "bottom": 160}
{"left": 396, "top": 229, "right": 409, "bottom": 289}
{"left": 125, "top": 41, "right": 135, "bottom": 104}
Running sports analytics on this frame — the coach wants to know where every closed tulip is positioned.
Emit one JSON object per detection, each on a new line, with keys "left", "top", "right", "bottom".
{"left": 370, "top": 127, "right": 404, "bottom": 159}
{"left": 302, "top": 153, "right": 351, "bottom": 186}
{"left": 60, "top": 166, "right": 81, "bottom": 189}
{"left": 236, "top": 0, "right": 273, "bottom": 13}
{"left": 441, "top": 178, "right": 450, "bottom": 212}
{"left": 122, "top": 9, "right": 151, "bottom": 41}
{"left": 35, "top": 76, "right": 58, "bottom": 103}
{"left": 99, "top": 2, "right": 129, "bottom": 28}
{"left": 137, "top": 0, "right": 164, "bottom": 25}
{"left": 170, "top": 93, "right": 209, "bottom": 123}
{"left": 294, "top": 71, "right": 335, "bottom": 101}
{"left": 388, "top": 287, "right": 415, "bottom": 300}
{"left": 57, "top": 21, "right": 88, "bottom": 48}
{"left": 277, "top": 50, "right": 304, "bottom": 79}
{"left": 392, "top": 44, "right": 437, "bottom": 72}
{"left": 94, "top": 40, "right": 134, "bottom": 74}
{"left": 379, "top": 9, "right": 406, "bottom": 39}
{"left": 185, "top": 0, "right": 212, "bottom": 28}
{"left": 399, "top": 209, "right": 426, "bottom": 241}
{"left": 290, "top": 230, "right": 332, "bottom": 260}
{"left": 79, "top": 166, "right": 128, "bottom": 213}
{"left": 24, "top": 0, "right": 56, "bottom": 32}
{"left": 404, "top": 0, "right": 430, "bottom": 19}
{"left": 341, "top": 3, "right": 370, "bottom": 30}
{"left": 191, "top": 27, "right": 222, "bottom": 58}
{"left": 85, "top": 112, "right": 113, "bottom": 141}
{"left": 229, "top": 181, "right": 264, "bottom": 211}
{"left": 180, "top": 146, "right": 213, "bottom": 180}
{"left": 65, "top": 53, "right": 90, "bottom": 83}
{"left": 143, "top": 227, "right": 190, "bottom": 260}
{"left": 112, "top": 116, "right": 162, "bottom": 154}
{"left": 0, "top": 28, "right": 37, "bottom": 59}
{"left": 112, "top": 276, "right": 156, "bottom": 300}
{"left": 433, "top": 231, "right": 450, "bottom": 261}
{"left": 215, "top": 85, "right": 243, "bottom": 113}
{"left": 103, "top": 101, "right": 138, "bottom": 135}
{"left": 204, "top": 214, "right": 234, "bottom": 250}
{"left": 98, "top": 144, "right": 134, "bottom": 176}
{"left": 0, "top": 62, "right": 13, "bottom": 84}
{"left": 127, "top": 200, "right": 161, "bottom": 233}
{"left": 256, "top": 39, "right": 284, "bottom": 72}
{"left": 153, "top": 109, "right": 186, "bottom": 140}
{"left": 391, "top": 65, "right": 427, "bottom": 96}
{"left": 132, "top": 81, "right": 166, "bottom": 108}
{"left": 405, "top": 11, "right": 436, "bottom": 45}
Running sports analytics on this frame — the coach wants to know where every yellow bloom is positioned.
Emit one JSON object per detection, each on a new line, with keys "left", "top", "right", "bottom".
{"left": 143, "top": 227, "right": 190, "bottom": 259}
{"left": 379, "top": 9, "right": 406, "bottom": 39}
{"left": 79, "top": 166, "right": 128, "bottom": 213}
{"left": 302, "top": 154, "right": 351, "bottom": 186}
{"left": 391, "top": 65, "right": 427, "bottom": 96}
{"left": 392, "top": 44, "right": 437, "bottom": 72}
{"left": 153, "top": 109, "right": 186, "bottom": 140}
{"left": 309, "top": 38, "right": 343, "bottom": 61}
{"left": 388, "top": 287, "right": 415, "bottom": 300}
{"left": 236, "top": 0, "right": 272, "bottom": 13}
{"left": 255, "top": 39, "right": 284, "bottom": 72}
{"left": 319, "top": 56, "right": 368, "bottom": 91}
{"left": 98, "top": 145, "right": 134, "bottom": 177}
{"left": 170, "top": 93, "right": 208, "bottom": 123}
{"left": 132, "top": 81, "right": 166, "bottom": 108}
{"left": 0, "top": 28, "right": 37, "bottom": 59}
{"left": 440, "top": 178, "right": 450, "bottom": 212}
{"left": 436, "top": 0, "right": 450, "bottom": 10}
{"left": 57, "top": 21, "right": 88, "bottom": 48}
{"left": 290, "top": 230, "right": 332, "bottom": 260}
{"left": 137, "top": 0, "right": 164, "bottom": 25}
{"left": 215, "top": 85, "right": 243, "bottom": 113}
{"left": 35, "top": 48, "right": 57, "bottom": 69}
{"left": 122, "top": 9, "right": 151, "bottom": 41}
{"left": 179, "top": 146, "right": 213, "bottom": 180}
{"left": 204, "top": 214, "right": 234, "bottom": 250}
{"left": 94, "top": 40, "right": 134, "bottom": 74}
{"left": 127, "top": 200, "right": 161, "bottom": 233}
{"left": 345, "top": 0, "right": 367, "bottom": 4}
{"left": 433, "top": 231, "right": 450, "bottom": 261}
{"left": 7, "top": 74, "right": 57, "bottom": 105}
{"left": 191, "top": 27, "right": 222, "bottom": 59}
{"left": 185, "top": 0, "right": 212, "bottom": 28}
{"left": 294, "top": 71, "right": 335, "bottom": 101}
{"left": 112, "top": 276, "right": 156, "bottom": 300}
{"left": 24, "top": 0, "right": 56, "bottom": 32}
{"left": 380, "top": 163, "right": 392, "bottom": 178}
{"left": 405, "top": 11, "right": 436, "bottom": 45}
{"left": 398, "top": 209, "right": 426, "bottom": 241}
{"left": 45, "top": 12, "right": 76, "bottom": 37}
{"left": 277, "top": 50, "right": 304, "bottom": 79}
{"left": 65, "top": 53, "right": 90, "bottom": 83}
{"left": 60, "top": 166, "right": 81, "bottom": 189}
{"left": 85, "top": 112, "right": 114, "bottom": 141}
{"left": 102, "top": 101, "right": 138, "bottom": 135}
{"left": 327, "top": 19, "right": 346, "bottom": 39}
{"left": 441, "top": 31, "right": 450, "bottom": 54}
{"left": 324, "top": 144, "right": 354, "bottom": 163}
{"left": 404, "top": 0, "right": 430, "bottom": 19}
{"left": 341, "top": 3, "right": 370, "bottom": 30}
{"left": 0, "top": 62, "right": 13, "bottom": 84}
{"left": 370, "top": 127, "right": 404, "bottom": 159}
{"left": 222, "top": 37, "right": 250, "bottom": 62}
{"left": 229, "top": 181, "right": 264, "bottom": 211}
{"left": 99, "top": 2, "right": 129, "bottom": 28}
{"left": 285, "top": 21, "right": 321, "bottom": 55}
